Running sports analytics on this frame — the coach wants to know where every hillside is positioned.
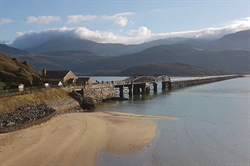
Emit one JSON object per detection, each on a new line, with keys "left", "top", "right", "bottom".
{"left": 23, "top": 36, "right": 208, "bottom": 55}
{"left": 77, "top": 44, "right": 250, "bottom": 73}
{"left": 16, "top": 30, "right": 250, "bottom": 55}
{"left": 3, "top": 49, "right": 105, "bottom": 71}
{"left": 24, "top": 37, "right": 138, "bottom": 55}
{"left": 0, "top": 53, "right": 42, "bottom": 89}
{"left": 202, "top": 29, "right": 250, "bottom": 50}
{"left": 2, "top": 30, "right": 250, "bottom": 74}
{"left": 2, "top": 43, "right": 249, "bottom": 75}
{"left": 119, "top": 63, "right": 226, "bottom": 76}
{"left": 0, "top": 44, "right": 33, "bottom": 57}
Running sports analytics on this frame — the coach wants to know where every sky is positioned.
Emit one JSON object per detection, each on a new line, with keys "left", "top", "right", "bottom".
{"left": 0, "top": 0, "right": 249, "bottom": 48}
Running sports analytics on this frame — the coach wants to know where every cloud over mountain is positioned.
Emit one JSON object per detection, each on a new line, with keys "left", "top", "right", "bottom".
{"left": 11, "top": 17, "right": 250, "bottom": 49}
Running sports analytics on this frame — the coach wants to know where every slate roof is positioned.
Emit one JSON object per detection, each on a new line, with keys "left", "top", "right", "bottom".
{"left": 44, "top": 70, "right": 71, "bottom": 79}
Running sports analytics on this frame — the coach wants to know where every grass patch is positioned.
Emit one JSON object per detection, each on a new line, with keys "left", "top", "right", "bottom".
{"left": 0, "top": 87, "right": 71, "bottom": 113}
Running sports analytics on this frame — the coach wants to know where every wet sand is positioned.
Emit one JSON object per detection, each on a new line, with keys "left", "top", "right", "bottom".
{"left": 0, "top": 111, "right": 171, "bottom": 166}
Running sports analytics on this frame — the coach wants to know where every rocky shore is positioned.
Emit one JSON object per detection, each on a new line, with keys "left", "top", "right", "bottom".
{"left": 0, "top": 104, "right": 56, "bottom": 133}
{"left": 0, "top": 88, "right": 125, "bottom": 134}
{"left": 0, "top": 96, "right": 95, "bottom": 133}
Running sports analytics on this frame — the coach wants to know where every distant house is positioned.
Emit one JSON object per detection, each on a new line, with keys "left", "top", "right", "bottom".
{"left": 42, "top": 69, "right": 77, "bottom": 86}
{"left": 75, "top": 77, "right": 92, "bottom": 86}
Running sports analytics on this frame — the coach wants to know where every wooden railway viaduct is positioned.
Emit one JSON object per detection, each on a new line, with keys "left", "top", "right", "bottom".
{"left": 112, "top": 75, "right": 242, "bottom": 98}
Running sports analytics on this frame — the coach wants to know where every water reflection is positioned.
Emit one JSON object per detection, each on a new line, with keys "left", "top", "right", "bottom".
{"left": 97, "top": 77, "right": 250, "bottom": 166}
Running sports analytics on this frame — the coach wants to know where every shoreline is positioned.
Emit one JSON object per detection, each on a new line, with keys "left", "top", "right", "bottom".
{"left": 0, "top": 111, "right": 172, "bottom": 166}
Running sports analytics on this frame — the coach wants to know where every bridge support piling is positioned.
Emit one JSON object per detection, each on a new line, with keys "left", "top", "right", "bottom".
{"left": 119, "top": 85, "right": 124, "bottom": 98}
{"left": 168, "top": 81, "right": 172, "bottom": 90}
{"left": 162, "top": 82, "right": 167, "bottom": 91}
{"left": 153, "top": 83, "right": 158, "bottom": 93}
{"left": 141, "top": 83, "right": 146, "bottom": 95}
{"left": 128, "top": 84, "right": 133, "bottom": 96}
{"left": 146, "top": 86, "right": 150, "bottom": 94}
{"left": 141, "top": 87, "right": 145, "bottom": 95}
{"left": 133, "top": 85, "right": 140, "bottom": 95}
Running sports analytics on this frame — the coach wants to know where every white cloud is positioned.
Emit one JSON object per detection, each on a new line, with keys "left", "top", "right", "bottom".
{"left": 101, "top": 12, "right": 134, "bottom": 27}
{"left": 127, "top": 29, "right": 137, "bottom": 36}
{"left": 191, "top": 17, "right": 250, "bottom": 39}
{"left": 25, "top": 16, "right": 62, "bottom": 24}
{"left": 101, "top": 12, "right": 134, "bottom": 20}
{"left": 0, "top": 18, "right": 12, "bottom": 25}
{"left": 67, "top": 15, "right": 97, "bottom": 23}
{"left": 16, "top": 32, "right": 25, "bottom": 37}
{"left": 128, "top": 26, "right": 152, "bottom": 37}
{"left": 11, "top": 17, "right": 250, "bottom": 49}
{"left": 138, "top": 26, "right": 151, "bottom": 37}
{"left": 66, "top": 12, "right": 134, "bottom": 26}
{"left": 114, "top": 16, "right": 128, "bottom": 27}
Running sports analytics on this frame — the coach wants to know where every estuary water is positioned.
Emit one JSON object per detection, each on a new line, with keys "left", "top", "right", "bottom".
{"left": 94, "top": 77, "right": 249, "bottom": 166}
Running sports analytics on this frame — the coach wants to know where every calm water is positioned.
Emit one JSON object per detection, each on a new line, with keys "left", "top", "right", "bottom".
{"left": 95, "top": 77, "right": 249, "bottom": 166}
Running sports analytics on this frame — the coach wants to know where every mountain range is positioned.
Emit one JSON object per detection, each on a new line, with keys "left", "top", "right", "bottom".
{"left": 0, "top": 29, "right": 249, "bottom": 75}
{"left": 201, "top": 30, "right": 250, "bottom": 50}
{"left": 93, "top": 63, "right": 226, "bottom": 76}
{"left": 18, "top": 29, "right": 250, "bottom": 55}
{"left": 23, "top": 36, "right": 203, "bottom": 55}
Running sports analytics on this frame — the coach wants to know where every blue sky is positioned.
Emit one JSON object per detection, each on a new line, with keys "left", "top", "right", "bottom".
{"left": 0, "top": 0, "right": 249, "bottom": 48}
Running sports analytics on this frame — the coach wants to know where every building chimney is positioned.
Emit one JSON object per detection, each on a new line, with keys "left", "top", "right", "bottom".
{"left": 42, "top": 69, "right": 46, "bottom": 78}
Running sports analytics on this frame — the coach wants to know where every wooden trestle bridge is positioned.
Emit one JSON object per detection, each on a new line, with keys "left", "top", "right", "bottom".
{"left": 112, "top": 75, "right": 171, "bottom": 97}
{"left": 112, "top": 75, "right": 241, "bottom": 98}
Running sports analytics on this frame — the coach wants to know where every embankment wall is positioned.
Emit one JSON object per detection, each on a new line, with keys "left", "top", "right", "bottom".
{"left": 170, "top": 75, "right": 241, "bottom": 89}
{"left": 77, "top": 84, "right": 116, "bottom": 103}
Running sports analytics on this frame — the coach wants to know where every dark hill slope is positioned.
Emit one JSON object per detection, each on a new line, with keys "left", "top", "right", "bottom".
{"left": 119, "top": 63, "right": 226, "bottom": 76}
{"left": 0, "top": 44, "right": 32, "bottom": 57}
{"left": 203, "top": 29, "right": 250, "bottom": 50}
{"left": 24, "top": 37, "right": 208, "bottom": 55}
{"left": 17, "top": 50, "right": 105, "bottom": 71}
{"left": 0, "top": 53, "right": 42, "bottom": 89}
{"left": 79, "top": 44, "right": 250, "bottom": 73}
{"left": 17, "top": 30, "right": 250, "bottom": 55}
{"left": 25, "top": 38, "right": 139, "bottom": 55}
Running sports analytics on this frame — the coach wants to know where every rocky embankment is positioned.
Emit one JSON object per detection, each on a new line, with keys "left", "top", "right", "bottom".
{"left": 0, "top": 104, "right": 55, "bottom": 133}
{"left": 0, "top": 93, "right": 96, "bottom": 133}
{"left": 0, "top": 84, "right": 118, "bottom": 133}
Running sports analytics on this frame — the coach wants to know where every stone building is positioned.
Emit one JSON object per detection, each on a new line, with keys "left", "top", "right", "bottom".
{"left": 42, "top": 70, "right": 77, "bottom": 86}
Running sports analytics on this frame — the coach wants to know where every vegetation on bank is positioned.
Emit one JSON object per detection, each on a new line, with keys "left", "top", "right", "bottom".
{"left": 0, "top": 53, "right": 42, "bottom": 89}
{"left": 0, "top": 87, "right": 71, "bottom": 113}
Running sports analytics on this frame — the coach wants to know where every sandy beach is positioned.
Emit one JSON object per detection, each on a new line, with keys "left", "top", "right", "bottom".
{"left": 0, "top": 111, "right": 171, "bottom": 166}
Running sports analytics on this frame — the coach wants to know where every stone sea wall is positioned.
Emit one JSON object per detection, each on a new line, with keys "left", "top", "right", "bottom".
{"left": 0, "top": 97, "right": 83, "bottom": 134}
{"left": 81, "top": 84, "right": 116, "bottom": 103}
{"left": 0, "top": 84, "right": 116, "bottom": 133}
